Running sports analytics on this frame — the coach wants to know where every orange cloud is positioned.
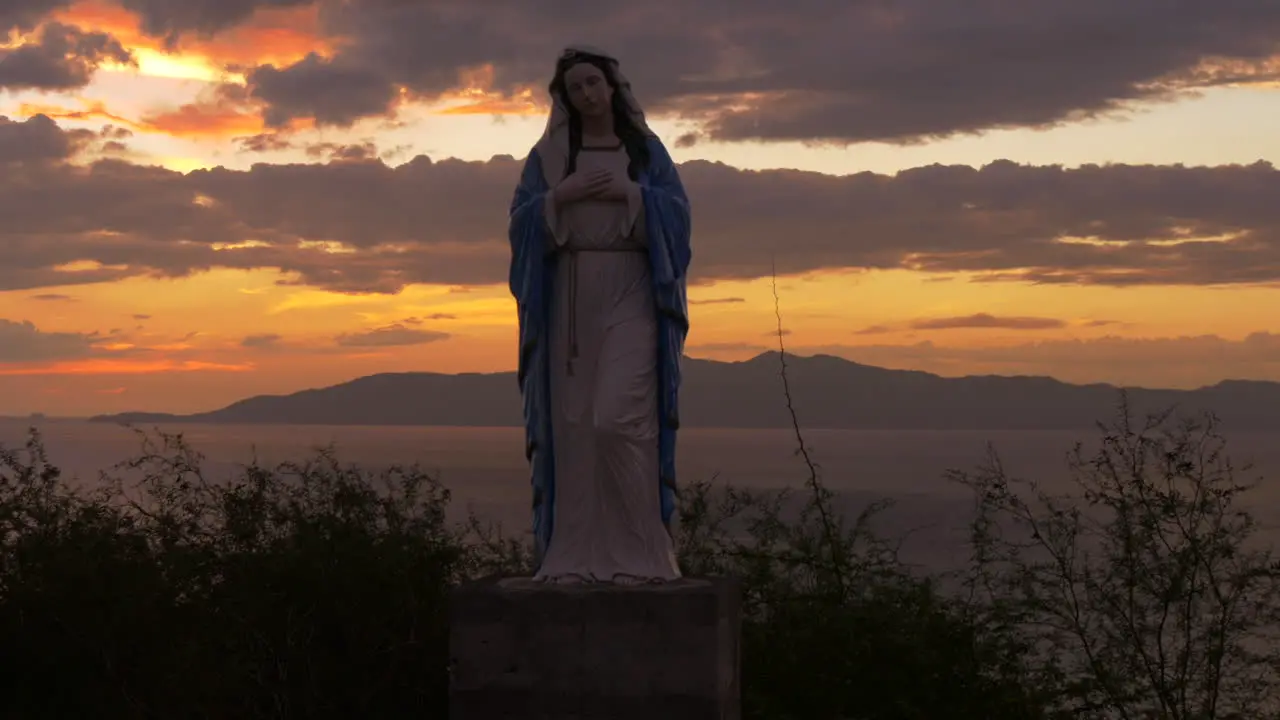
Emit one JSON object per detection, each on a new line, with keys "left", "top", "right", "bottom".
{"left": 51, "top": 1, "right": 329, "bottom": 77}
{"left": 48, "top": 2, "right": 137, "bottom": 41}
{"left": 18, "top": 99, "right": 136, "bottom": 128}
{"left": 13, "top": 2, "right": 330, "bottom": 141}
{"left": 0, "top": 359, "right": 254, "bottom": 376}
{"left": 436, "top": 92, "right": 542, "bottom": 116}
{"left": 433, "top": 64, "right": 544, "bottom": 116}
{"left": 18, "top": 94, "right": 315, "bottom": 139}
{"left": 195, "top": 6, "right": 329, "bottom": 69}
{"left": 139, "top": 100, "right": 265, "bottom": 137}
{"left": 1178, "top": 55, "right": 1280, "bottom": 88}
{"left": 16, "top": 97, "right": 263, "bottom": 138}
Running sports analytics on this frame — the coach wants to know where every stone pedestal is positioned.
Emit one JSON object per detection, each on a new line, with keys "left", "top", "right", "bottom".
{"left": 448, "top": 575, "right": 741, "bottom": 720}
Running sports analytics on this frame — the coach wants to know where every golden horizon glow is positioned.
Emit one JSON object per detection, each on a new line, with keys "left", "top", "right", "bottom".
{"left": 0, "top": 359, "right": 256, "bottom": 376}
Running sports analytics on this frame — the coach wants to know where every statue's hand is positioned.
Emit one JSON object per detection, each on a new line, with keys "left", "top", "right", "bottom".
{"left": 553, "top": 168, "right": 610, "bottom": 205}
{"left": 595, "top": 171, "right": 635, "bottom": 201}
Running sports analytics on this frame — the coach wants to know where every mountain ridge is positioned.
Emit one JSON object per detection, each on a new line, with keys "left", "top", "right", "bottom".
{"left": 87, "top": 352, "right": 1280, "bottom": 431}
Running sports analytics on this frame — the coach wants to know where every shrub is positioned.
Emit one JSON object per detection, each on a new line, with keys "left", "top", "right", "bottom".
{"left": 951, "top": 395, "right": 1280, "bottom": 719}
{"left": 0, "top": 429, "right": 490, "bottom": 719}
{"left": 1, "top": 393, "right": 1272, "bottom": 719}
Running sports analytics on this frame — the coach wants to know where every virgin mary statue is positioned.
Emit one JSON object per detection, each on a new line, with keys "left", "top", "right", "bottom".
{"left": 507, "top": 46, "right": 692, "bottom": 584}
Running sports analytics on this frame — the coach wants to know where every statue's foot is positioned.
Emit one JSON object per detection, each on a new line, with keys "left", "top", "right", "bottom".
{"left": 537, "top": 572, "right": 676, "bottom": 586}
{"left": 610, "top": 573, "right": 667, "bottom": 586}
{"left": 541, "top": 573, "right": 591, "bottom": 585}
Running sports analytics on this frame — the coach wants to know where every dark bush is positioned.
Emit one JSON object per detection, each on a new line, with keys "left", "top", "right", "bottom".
{"left": 1, "top": 393, "right": 1273, "bottom": 719}
{"left": 0, "top": 430, "right": 501, "bottom": 719}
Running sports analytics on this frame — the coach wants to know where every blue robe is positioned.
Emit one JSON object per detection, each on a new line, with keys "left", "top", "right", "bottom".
{"left": 507, "top": 136, "right": 692, "bottom": 565}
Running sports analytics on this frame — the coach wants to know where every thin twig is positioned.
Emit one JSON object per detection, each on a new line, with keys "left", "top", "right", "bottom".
{"left": 770, "top": 258, "right": 845, "bottom": 594}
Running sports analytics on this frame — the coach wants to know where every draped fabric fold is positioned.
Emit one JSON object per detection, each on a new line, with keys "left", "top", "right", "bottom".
{"left": 508, "top": 148, "right": 557, "bottom": 560}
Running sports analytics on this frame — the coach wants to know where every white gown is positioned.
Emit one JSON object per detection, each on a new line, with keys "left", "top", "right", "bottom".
{"left": 533, "top": 143, "right": 682, "bottom": 584}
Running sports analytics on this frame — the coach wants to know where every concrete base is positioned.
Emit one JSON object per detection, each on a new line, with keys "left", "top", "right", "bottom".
{"left": 448, "top": 575, "right": 741, "bottom": 720}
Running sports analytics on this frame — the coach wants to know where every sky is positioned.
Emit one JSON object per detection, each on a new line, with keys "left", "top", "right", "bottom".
{"left": 3, "top": 0, "right": 1280, "bottom": 416}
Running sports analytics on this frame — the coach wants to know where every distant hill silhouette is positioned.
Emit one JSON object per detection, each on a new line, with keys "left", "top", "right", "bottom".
{"left": 89, "top": 352, "right": 1280, "bottom": 430}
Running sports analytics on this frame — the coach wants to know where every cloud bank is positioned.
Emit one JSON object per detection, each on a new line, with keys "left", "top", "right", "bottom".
{"left": 2, "top": 114, "right": 1279, "bottom": 295}
{"left": 8, "top": 0, "right": 1280, "bottom": 143}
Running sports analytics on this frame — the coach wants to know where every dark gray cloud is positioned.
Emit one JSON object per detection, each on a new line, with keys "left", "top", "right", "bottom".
{"left": 7, "top": 1, "right": 1277, "bottom": 142}
{"left": 115, "top": 0, "right": 313, "bottom": 42}
{"left": 334, "top": 324, "right": 449, "bottom": 347}
{"left": 0, "top": 0, "right": 73, "bottom": 32}
{"left": 1, "top": 0, "right": 313, "bottom": 52}
{"left": 304, "top": 139, "right": 378, "bottom": 161}
{"left": 0, "top": 22, "right": 134, "bottom": 91}
{"left": 909, "top": 314, "right": 1067, "bottom": 331}
{"left": 30, "top": 292, "right": 75, "bottom": 301}
{"left": 4, "top": 117, "right": 1280, "bottom": 294}
{"left": 219, "top": 0, "right": 1280, "bottom": 143}
{"left": 0, "top": 114, "right": 94, "bottom": 163}
{"left": 248, "top": 53, "right": 397, "bottom": 127}
{"left": 236, "top": 132, "right": 293, "bottom": 153}
{"left": 241, "top": 333, "right": 282, "bottom": 348}
{"left": 0, "top": 319, "right": 96, "bottom": 362}
{"left": 237, "top": 135, "right": 404, "bottom": 162}
{"left": 674, "top": 133, "right": 700, "bottom": 149}
{"left": 856, "top": 314, "right": 1073, "bottom": 334}
{"left": 691, "top": 297, "right": 746, "bottom": 305}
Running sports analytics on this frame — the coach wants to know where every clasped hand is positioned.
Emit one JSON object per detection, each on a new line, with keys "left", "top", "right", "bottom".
{"left": 554, "top": 167, "right": 632, "bottom": 205}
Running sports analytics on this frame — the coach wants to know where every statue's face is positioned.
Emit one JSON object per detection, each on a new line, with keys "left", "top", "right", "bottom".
{"left": 563, "top": 62, "right": 613, "bottom": 119}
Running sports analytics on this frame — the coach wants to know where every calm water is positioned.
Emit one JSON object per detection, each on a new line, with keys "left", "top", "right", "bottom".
{"left": 3, "top": 419, "right": 1279, "bottom": 571}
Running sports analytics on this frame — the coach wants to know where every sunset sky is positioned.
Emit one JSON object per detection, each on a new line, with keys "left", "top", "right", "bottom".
{"left": 3, "top": 0, "right": 1280, "bottom": 416}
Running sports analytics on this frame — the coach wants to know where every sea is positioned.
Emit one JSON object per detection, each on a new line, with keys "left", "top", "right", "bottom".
{"left": 3, "top": 418, "right": 1280, "bottom": 574}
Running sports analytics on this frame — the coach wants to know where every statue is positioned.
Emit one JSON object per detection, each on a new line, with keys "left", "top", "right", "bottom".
{"left": 507, "top": 46, "right": 692, "bottom": 585}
